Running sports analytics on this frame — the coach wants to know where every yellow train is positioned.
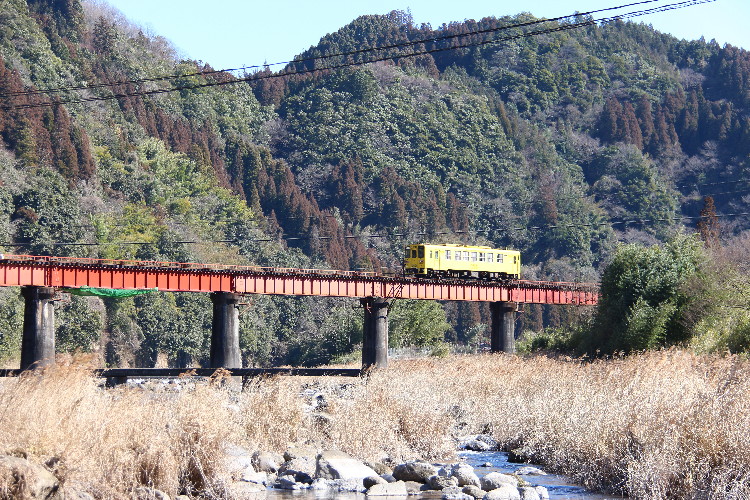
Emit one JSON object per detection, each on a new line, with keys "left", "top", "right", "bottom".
{"left": 404, "top": 243, "right": 521, "bottom": 279}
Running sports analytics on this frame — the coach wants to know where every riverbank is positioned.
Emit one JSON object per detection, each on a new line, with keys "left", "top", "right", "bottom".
{"left": 0, "top": 350, "right": 746, "bottom": 498}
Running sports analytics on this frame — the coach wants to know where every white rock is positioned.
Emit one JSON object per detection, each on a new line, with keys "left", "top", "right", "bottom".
{"left": 515, "top": 467, "right": 546, "bottom": 476}
{"left": 518, "top": 486, "right": 541, "bottom": 500}
{"left": 367, "top": 480, "right": 409, "bottom": 496}
{"left": 316, "top": 451, "right": 378, "bottom": 480}
{"left": 534, "top": 486, "right": 549, "bottom": 500}
{"left": 480, "top": 472, "right": 518, "bottom": 491}
{"left": 482, "top": 484, "right": 521, "bottom": 500}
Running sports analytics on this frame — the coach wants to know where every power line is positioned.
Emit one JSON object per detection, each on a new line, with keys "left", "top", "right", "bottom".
{"left": 1, "top": 0, "right": 715, "bottom": 111}
{"left": 2, "top": 210, "right": 746, "bottom": 249}
{"left": 0, "top": 0, "right": 678, "bottom": 101}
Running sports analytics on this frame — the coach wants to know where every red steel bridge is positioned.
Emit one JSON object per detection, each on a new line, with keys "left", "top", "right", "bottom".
{"left": 0, "top": 254, "right": 599, "bottom": 376}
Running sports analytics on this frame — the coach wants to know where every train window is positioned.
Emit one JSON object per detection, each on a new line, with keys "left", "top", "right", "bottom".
{"left": 479, "top": 252, "right": 485, "bottom": 262}
{"left": 418, "top": 247, "right": 424, "bottom": 258}
{"left": 446, "top": 250, "right": 451, "bottom": 260}
{"left": 470, "top": 252, "right": 477, "bottom": 262}
{"left": 462, "top": 251, "right": 469, "bottom": 261}
{"left": 405, "top": 247, "right": 411, "bottom": 259}
{"left": 514, "top": 256, "right": 517, "bottom": 264}
{"left": 497, "top": 254, "right": 504, "bottom": 263}
{"left": 487, "top": 253, "right": 493, "bottom": 263}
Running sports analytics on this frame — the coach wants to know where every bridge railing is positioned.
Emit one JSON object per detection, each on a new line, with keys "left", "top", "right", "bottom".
{"left": 0, "top": 254, "right": 380, "bottom": 279}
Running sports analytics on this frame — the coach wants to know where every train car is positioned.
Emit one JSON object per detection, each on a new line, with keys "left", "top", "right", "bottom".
{"left": 403, "top": 243, "right": 521, "bottom": 279}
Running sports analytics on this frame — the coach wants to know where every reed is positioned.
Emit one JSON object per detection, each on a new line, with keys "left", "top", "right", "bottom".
{"left": 0, "top": 350, "right": 746, "bottom": 499}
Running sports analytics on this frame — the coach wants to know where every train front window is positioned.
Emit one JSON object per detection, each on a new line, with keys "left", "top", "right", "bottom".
{"left": 418, "top": 247, "right": 424, "bottom": 258}
{"left": 411, "top": 249, "right": 417, "bottom": 258}
{"left": 405, "top": 247, "right": 411, "bottom": 259}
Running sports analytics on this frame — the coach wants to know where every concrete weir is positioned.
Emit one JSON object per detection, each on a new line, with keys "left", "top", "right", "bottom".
{"left": 20, "top": 286, "right": 57, "bottom": 370}
{"left": 490, "top": 301, "right": 517, "bottom": 354}
{"left": 361, "top": 297, "right": 389, "bottom": 369}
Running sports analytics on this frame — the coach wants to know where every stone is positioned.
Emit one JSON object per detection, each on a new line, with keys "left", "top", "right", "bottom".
{"left": 240, "top": 470, "right": 268, "bottom": 485}
{"left": 507, "top": 449, "right": 529, "bottom": 464}
{"left": 275, "top": 476, "right": 302, "bottom": 490}
{"left": 515, "top": 467, "right": 546, "bottom": 476}
{"left": 316, "top": 450, "right": 378, "bottom": 480}
{"left": 364, "top": 476, "right": 388, "bottom": 488}
{"left": 367, "top": 480, "right": 408, "bottom": 496}
{"left": 0, "top": 455, "right": 62, "bottom": 500}
{"left": 534, "top": 486, "right": 549, "bottom": 500}
{"left": 366, "top": 461, "right": 393, "bottom": 475}
{"left": 279, "top": 456, "right": 316, "bottom": 477}
{"left": 475, "top": 434, "right": 498, "bottom": 449}
{"left": 518, "top": 486, "right": 541, "bottom": 500}
{"left": 404, "top": 480, "right": 426, "bottom": 495}
{"left": 480, "top": 462, "right": 493, "bottom": 468}
{"left": 392, "top": 461, "right": 438, "bottom": 482}
{"left": 65, "top": 489, "right": 95, "bottom": 500}
{"left": 480, "top": 472, "right": 518, "bottom": 491}
{"left": 251, "top": 451, "right": 283, "bottom": 473}
{"left": 462, "top": 485, "right": 485, "bottom": 499}
{"left": 283, "top": 446, "right": 318, "bottom": 462}
{"left": 381, "top": 473, "right": 397, "bottom": 483}
{"left": 427, "top": 474, "right": 458, "bottom": 490}
{"left": 133, "top": 487, "right": 170, "bottom": 500}
{"left": 226, "top": 481, "right": 267, "bottom": 496}
{"left": 482, "top": 485, "right": 521, "bottom": 500}
{"left": 460, "top": 439, "right": 492, "bottom": 452}
{"left": 450, "top": 463, "right": 481, "bottom": 487}
{"left": 309, "top": 478, "right": 329, "bottom": 490}
{"left": 325, "top": 478, "right": 366, "bottom": 492}
{"left": 442, "top": 486, "right": 473, "bottom": 500}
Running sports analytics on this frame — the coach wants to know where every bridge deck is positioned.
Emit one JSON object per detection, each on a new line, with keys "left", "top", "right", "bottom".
{"left": 0, "top": 255, "right": 598, "bottom": 305}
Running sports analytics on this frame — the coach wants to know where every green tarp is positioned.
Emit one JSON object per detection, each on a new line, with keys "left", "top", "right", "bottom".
{"left": 68, "top": 286, "right": 158, "bottom": 298}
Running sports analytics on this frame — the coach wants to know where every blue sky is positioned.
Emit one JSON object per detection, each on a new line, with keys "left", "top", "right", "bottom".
{"left": 101, "top": 0, "right": 744, "bottom": 72}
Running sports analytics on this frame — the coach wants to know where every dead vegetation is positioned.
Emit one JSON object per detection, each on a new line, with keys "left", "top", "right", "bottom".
{"left": 0, "top": 351, "right": 746, "bottom": 499}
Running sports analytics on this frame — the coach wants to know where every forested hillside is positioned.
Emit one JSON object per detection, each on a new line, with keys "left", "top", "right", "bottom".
{"left": 0, "top": 0, "right": 748, "bottom": 366}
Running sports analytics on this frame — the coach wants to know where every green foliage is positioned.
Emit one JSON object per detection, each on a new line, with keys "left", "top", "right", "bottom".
{"left": 588, "top": 234, "right": 706, "bottom": 353}
{"left": 56, "top": 296, "right": 103, "bottom": 353}
{"left": 389, "top": 300, "right": 451, "bottom": 348}
{"left": 0, "top": 288, "right": 23, "bottom": 362}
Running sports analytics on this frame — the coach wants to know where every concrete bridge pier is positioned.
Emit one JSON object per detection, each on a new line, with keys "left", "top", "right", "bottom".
{"left": 361, "top": 297, "right": 389, "bottom": 369}
{"left": 20, "top": 286, "right": 57, "bottom": 370}
{"left": 210, "top": 291, "right": 242, "bottom": 368}
{"left": 490, "top": 301, "right": 517, "bottom": 354}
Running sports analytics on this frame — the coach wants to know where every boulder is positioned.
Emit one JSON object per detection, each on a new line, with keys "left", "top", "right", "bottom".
{"left": 482, "top": 485, "right": 521, "bottom": 500}
{"left": 226, "top": 481, "right": 267, "bottom": 496}
{"left": 381, "top": 473, "right": 397, "bottom": 483}
{"left": 450, "top": 463, "right": 481, "bottom": 487}
{"left": 251, "top": 451, "right": 283, "bottom": 473}
{"left": 364, "top": 476, "right": 388, "bottom": 489}
{"left": 460, "top": 439, "right": 492, "bottom": 452}
{"left": 283, "top": 446, "right": 318, "bottom": 462}
{"left": 462, "top": 485, "right": 485, "bottom": 499}
{"left": 65, "top": 489, "right": 95, "bottom": 500}
{"left": 316, "top": 451, "right": 378, "bottom": 480}
{"left": 480, "top": 472, "right": 518, "bottom": 491}
{"left": 534, "top": 486, "right": 549, "bottom": 500}
{"left": 275, "top": 475, "right": 302, "bottom": 490}
{"left": 366, "top": 461, "right": 393, "bottom": 475}
{"left": 404, "top": 480, "right": 426, "bottom": 495}
{"left": 518, "top": 487, "right": 541, "bottom": 500}
{"left": 325, "top": 478, "right": 366, "bottom": 492}
{"left": 132, "top": 487, "right": 170, "bottom": 500}
{"left": 515, "top": 467, "right": 546, "bottom": 476}
{"left": 279, "top": 457, "right": 318, "bottom": 476}
{"left": 475, "top": 434, "right": 498, "bottom": 449}
{"left": 441, "top": 485, "right": 473, "bottom": 500}
{"left": 392, "top": 461, "right": 438, "bottom": 482}
{"left": 427, "top": 474, "right": 458, "bottom": 490}
{"left": 0, "top": 455, "right": 61, "bottom": 500}
{"left": 366, "top": 480, "right": 408, "bottom": 496}
{"left": 240, "top": 470, "right": 268, "bottom": 485}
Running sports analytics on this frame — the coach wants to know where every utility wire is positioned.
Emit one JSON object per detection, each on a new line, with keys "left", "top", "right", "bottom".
{"left": 3, "top": 210, "right": 746, "bottom": 248}
{"left": 1, "top": 0, "right": 715, "bottom": 110}
{"left": 0, "top": 0, "right": 682, "bottom": 100}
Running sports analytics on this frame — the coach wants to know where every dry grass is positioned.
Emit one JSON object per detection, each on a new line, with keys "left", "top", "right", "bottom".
{"left": 0, "top": 351, "right": 747, "bottom": 499}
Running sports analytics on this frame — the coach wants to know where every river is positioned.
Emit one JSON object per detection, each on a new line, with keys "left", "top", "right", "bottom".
{"left": 265, "top": 450, "right": 626, "bottom": 500}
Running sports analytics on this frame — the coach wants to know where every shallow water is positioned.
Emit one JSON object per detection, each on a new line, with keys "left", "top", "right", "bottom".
{"left": 265, "top": 450, "right": 626, "bottom": 500}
